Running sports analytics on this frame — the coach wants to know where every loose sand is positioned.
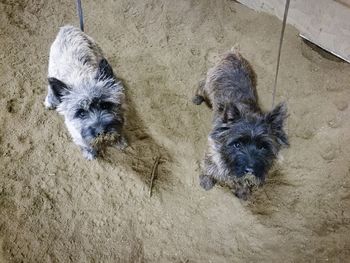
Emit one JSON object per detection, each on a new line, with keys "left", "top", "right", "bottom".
{"left": 1, "top": 0, "right": 350, "bottom": 262}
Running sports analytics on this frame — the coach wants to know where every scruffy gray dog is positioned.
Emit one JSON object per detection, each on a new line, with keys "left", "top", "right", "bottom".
{"left": 45, "top": 25, "right": 127, "bottom": 160}
{"left": 193, "top": 50, "right": 288, "bottom": 199}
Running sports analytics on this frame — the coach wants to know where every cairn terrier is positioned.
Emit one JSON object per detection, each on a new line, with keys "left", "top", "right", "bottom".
{"left": 193, "top": 50, "right": 288, "bottom": 199}
{"left": 45, "top": 25, "right": 127, "bottom": 160}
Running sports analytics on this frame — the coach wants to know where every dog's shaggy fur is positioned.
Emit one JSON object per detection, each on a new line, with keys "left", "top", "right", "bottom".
{"left": 45, "top": 25, "right": 127, "bottom": 160}
{"left": 193, "top": 50, "right": 288, "bottom": 199}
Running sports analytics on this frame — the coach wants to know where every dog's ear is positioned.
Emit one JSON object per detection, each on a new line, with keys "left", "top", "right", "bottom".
{"left": 265, "top": 102, "right": 289, "bottom": 146}
{"left": 96, "top": 58, "right": 114, "bottom": 81}
{"left": 222, "top": 104, "right": 241, "bottom": 123}
{"left": 48, "top": 77, "right": 70, "bottom": 102}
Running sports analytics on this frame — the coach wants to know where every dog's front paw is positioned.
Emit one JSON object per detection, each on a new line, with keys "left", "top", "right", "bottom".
{"left": 115, "top": 136, "right": 128, "bottom": 150}
{"left": 81, "top": 147, "right": 97, "bottom": 160}
{"left": 199, "top": 174, "right": 216, "bottom": 190}
{"left": 234, "top": 187, "right": 250, "bottom": 201}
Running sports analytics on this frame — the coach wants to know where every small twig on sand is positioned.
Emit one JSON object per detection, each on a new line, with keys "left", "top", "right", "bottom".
{"left": 149, "top": 156, "right": 161, "bottom": 198}
{"left": 264, "top": 189, "right": 271, "bottom": 200}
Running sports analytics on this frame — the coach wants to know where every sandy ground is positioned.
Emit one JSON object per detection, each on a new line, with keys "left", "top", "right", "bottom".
{"left": 1, "top": 0, "right": 350, "bottom": 262}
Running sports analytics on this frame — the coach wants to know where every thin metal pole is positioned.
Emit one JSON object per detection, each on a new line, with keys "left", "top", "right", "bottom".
{"left": 272, "top": 0, "right": 290, "bottom": 108}
{"left": 76, "top": 0, "right": 84, "bottom": 32}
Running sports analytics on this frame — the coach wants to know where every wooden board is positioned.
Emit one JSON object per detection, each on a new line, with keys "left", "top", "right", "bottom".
{"left": 335, "top": 0, "right": 350, "bottom": 8}
{"left": 237, "top": 0, "right": 350, "bottom": 63}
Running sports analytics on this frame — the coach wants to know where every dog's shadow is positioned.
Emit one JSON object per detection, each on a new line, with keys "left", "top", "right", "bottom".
{"left": 100, "top": 81, "right": 171, "bottom": 188}
{"left": 243, "top": 167, "right": 297, "bottom": 216}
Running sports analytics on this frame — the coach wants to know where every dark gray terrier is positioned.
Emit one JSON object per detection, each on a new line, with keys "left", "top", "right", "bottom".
{"left": 193, "top": 50, "right": 288, "bottom": 199}
{"left": 45, "top": 25, "right": 127, "bottom": 160}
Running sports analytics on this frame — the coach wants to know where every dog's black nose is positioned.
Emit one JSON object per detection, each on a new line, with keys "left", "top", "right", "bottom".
{"left": 92, "top": 127, "right": 105, "bottom": 137}
{"left": 245, "top": 167, "right": 254, "bottom": 174}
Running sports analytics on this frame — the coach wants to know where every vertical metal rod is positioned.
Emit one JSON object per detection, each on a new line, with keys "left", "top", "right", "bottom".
{"left": 272, "top": 0, "right": 290, "bottom": 108}
{"left": 76, "top": 0, "right": 84, "bottom": 32}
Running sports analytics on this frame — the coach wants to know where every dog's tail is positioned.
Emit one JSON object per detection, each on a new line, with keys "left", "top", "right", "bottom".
{"left": 230, "top": 44, "right": 240, "bottom": 53}
{"left": 76, "top": 0, "right": 84, "bottom": 32}
{"left": 228, "top": 46, "right": 257, "bottom": 88}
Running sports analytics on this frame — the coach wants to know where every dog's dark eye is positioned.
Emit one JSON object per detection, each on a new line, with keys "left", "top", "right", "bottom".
{"left": 100, "top": 102, "right": 114, "bottom": 110}
{"left": 75, "top": 109, "right": 87, "bottom": 118}
{"left": 233, "top": 142, "right": 242, "bottom": 149}
{"left": 257, "top": 143, "right": 269, "bottom": 151}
